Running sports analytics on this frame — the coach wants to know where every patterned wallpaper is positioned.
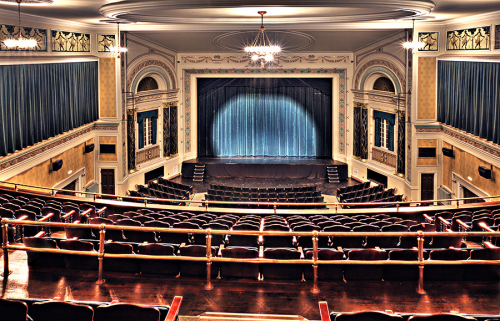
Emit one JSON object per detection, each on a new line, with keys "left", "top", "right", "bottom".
{"left": 417, "top": 57, "right": 437, "bottom": 120}
{"left": 7, "top": 139, "right": 95, "bottom": 188}
{"left": 98, "top": 136, "right": 117, "bottom": 162}
{"left": 183, "top": 68, "right": 347, "bottom": 156}
{"left": 99, "top": 58, "right": 117, "bottom": 118}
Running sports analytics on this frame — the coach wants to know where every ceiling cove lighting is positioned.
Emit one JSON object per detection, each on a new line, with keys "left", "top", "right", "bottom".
{"left": 3, "top": 0, "right": 38, "bottom": 49}
{"left": 109, "top": 21, "right": 127, "bottom": 58}
{"left": 244, "top": 11, "right": 280, "bottom": 67}
{"left": 402, "top": 19, "right": 424, "bottom": 53}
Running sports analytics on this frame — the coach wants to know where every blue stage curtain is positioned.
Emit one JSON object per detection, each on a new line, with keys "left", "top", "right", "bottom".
{"left": 0, "top": 62, "right": 98, "bottom": 157}
{"left": 137, "top": 109, "right": 158, "bottom": 149}
{"left": 197, "top": 78, "right": 332, "bottom": 157}
{"left": 373, "top": 110, "right": 395, "bottom": 151}
{"left": 438, "top": 60, "right": 500, "bottom": 145}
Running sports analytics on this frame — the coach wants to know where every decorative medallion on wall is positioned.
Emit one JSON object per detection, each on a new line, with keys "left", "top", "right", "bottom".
{"left": 446, "top": 26, "right": 490, "bottom": 51}
{"left": 0, "top": 24, "right": 47, "bottom": 51}
{"left": 495, "top": 25, "right": 500, "bottom": 50}
{"left": 52, "top": 30, "right": 90, "bottom": 52}
{"left": 418, "top": 32, "right": 438, "bottom": 51}
{"left": 98, "top": 34, "right": 116, "bottom": 52}
{"left": 183, "top": 68, "right": 347, "bottom": 156}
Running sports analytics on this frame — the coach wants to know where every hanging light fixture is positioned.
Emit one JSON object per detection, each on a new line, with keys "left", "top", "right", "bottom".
{"left": 3, "top": 0, "right": 38, "bottom": 49}
{"left": 109, "top": 21, "right": 127, "bottom": 58}
{"left": 244, "top": 11, "right": 280, "bottom": 67}
{"left": 402, "top": 19, "right": 424, "bottom": 53}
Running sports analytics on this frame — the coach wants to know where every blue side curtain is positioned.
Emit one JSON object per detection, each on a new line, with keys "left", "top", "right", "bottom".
{"left": 373, "top": 110, "right": 395, "bottom": 152}
{"left": 137, "top": 109, "right": 158, "bottom": 149}
{"left": 197, "top": 78, "right": 332, "bottom": 157}
{"left": 0, "top": 62, "right": 98, "bottom": 157}
{"left": 438, "top": 60, "right": 500, "bottom": 145}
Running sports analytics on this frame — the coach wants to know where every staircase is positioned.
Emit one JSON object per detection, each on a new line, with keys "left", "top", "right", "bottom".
{"left": 193, "top": 164, "right": 206, "bottom": 182}
{"left": 327, "top": 165, "right": 340, "bottom": 184}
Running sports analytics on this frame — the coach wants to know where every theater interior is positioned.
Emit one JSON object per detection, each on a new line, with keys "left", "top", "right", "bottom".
{"left": 0, "top": 1, "right": 499, "bottom": 321}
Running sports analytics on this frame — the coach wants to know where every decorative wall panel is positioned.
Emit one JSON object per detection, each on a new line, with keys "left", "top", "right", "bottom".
{"left": 163, "top": 107, "right": 170, "bottom": 157}
{"left": 98, "top": 136, "right": 117, "bottom": 162}
{"left": 136, "top": 145, "right": 160, "bottom": 165}
{"left": 98, "top": 34, "right": 116, "bottom": 52}
{"left": 418, "top": 32, "right": 438, "bottom": 51}
{"left": 417, "top": 139, "right": 438, "bottom": 166}
{"left": 417, "top": 57, "right": 437, "bottom": 120}
{"left": 127, "top": 110, "right": 136, "bottom": 171}
{"left": 0, "top": 24, "right": 46, "bottom": 51}
{"left": 170, "top": 105, "right": 178, "bottom": 155}
{"left": 99, "top": 58, "right": 117, "bottom": 118}
{"left": 406, "top": 51, "right": 412, "bottom": 183}
{"left": 397, "top": 111, "right": 406, "bottom": 175}
{"left": 360, "top": 108, "right": 368, "bottom": 159}
{"left": 446, "top": 26, "right": 490, "bottom": 51}
{"left": 52, "top": 30, "right": 90, "bottom": 52}
{"left": 372, "top": 147, "right": 397, "bottom": 168}
{"left": 353, "top": 106, "right": 361, "bottom": 158}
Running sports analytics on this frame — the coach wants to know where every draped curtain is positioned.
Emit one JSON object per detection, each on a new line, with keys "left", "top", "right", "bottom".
{"left": 137, "top": 109, "right": 158, "bottom": 149}
{"left": 198, "top": 78, "right": 332, "bottom": 157}
{"left": 0, "top": 62, "right": 98, "bottom": 157}
{"left": 373, "top": 110, "right": 395, "bottom": 152}
{"left": 438, "top": 60, "right": 500, "bottom": 145}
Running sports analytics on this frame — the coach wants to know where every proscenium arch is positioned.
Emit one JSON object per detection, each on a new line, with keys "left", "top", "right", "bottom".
{"left": 360, "top": 66, "right": 402, "bottom": 94}
{"left": 131, "top": 67, "right": 171, "bottom": 93}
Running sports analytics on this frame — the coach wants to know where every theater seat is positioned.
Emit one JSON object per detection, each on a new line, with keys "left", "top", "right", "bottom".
{"left": 178, "top": 244, "right": 218, "bottom": 277}
{"left": 94, "top": 303, "right": 161, "bottom": 321}
{"left": 334, "top": 311, "right": 403, "bottom": 321}
{"left": 425, "top": 248, "right": 469, "bottom": 281}
{"left": 103, "top": 242, "right": 140, "bottom": 273}
{"left": 262, "top": 248, "right": 302, "bottom": 280}
{"left": 384, "top": 249, "right": 419, "bottom": 281}
{"left": 59, "top": 239, "right": 98, "bottom": 270}
{"left": 24, "top": 236, "right": 65, "bottom": 268}
{"left": 464, "top": 247, "right": 500, "bottom": 281}
{"left": 30, "top": 301, "right": 94, "bottom": 321}
{"left": 138, "top": 243, "right": 179, "bottom": 275}
{"left": 0, "top": 298, "right": 29, "bottom": 321}
{"left": 344, "top": 249, "right": 387, "bottom": 281}
{"left": 407, "top": 314, "right": 477, "bottom": 321}
{"left": 304, "top": 249, "right": 344, "bottom": 280}
{"left": 220, "top": 246, "right": 260, "bottom": 279}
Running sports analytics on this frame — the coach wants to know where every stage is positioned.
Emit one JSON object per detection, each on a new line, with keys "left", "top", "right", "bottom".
{"left": 181, "top": 157, "right": 348, "bottom": 179}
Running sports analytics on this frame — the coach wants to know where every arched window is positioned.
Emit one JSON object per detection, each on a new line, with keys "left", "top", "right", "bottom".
{"left": 373, "top": 77, "right": 395, "bottom": 93}
{"left": 137, "top": 77, "right": 159, "bottom": 92}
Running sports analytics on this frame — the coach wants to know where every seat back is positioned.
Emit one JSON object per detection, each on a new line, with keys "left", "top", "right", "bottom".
{"left": 0, "top": 298, "right": 28, "bottom": 321}
{"left": 407, "top": 314, "right": 477, "bottom": 321}
{"left": 30, "top": 301, "right": 94, "bottom": 321}
{"left": 335, "top": 311, "right": 404, "bottom": 321}
{"left": 94, "top": 303, "right": 160, "bottom": 321}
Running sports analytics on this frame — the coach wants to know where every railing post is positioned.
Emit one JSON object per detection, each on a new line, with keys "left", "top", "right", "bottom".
{"left": 416, "top": 231, "right": 426, "bottom": 294}
{"left": 396, "top": 203, "right": 400, "bottom": 212}
{"left": 2, "top": 219, "right": 9, "bottom": 278}
{"left": 96, "top": 224, "right": 106, "bottom": 285}
{"left": 204, "top": 229, "right": 214, "bottom": 290}
{"left": 456, "top": 200, "right": 460, "bottom": 208}
{"left": 335, "top": 204, "right": 338, "bottom": 213}
{"left": 205, "top": 201, "right": 208, "bottom": 211}
{"left": 310, "top": 231, "right": 320, "bottom": 294}
{"left": 273, "top": 204, "right": 277, "bottom": 214}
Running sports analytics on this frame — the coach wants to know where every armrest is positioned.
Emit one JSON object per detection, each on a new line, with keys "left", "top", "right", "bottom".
{"left": 80, "top": 208, "right": 92, "bottom": 219}
{"left": 218, "top": 244, "right": 225, "bottom": 257}
{"left": 61, "top": 210, "right": 75, "bottom": 220}
{"left": 478, "top": 222, "right": 495, "bottom": 232}
{"left": 423, "top": 214, "right": 434, "bottom": 223}
{"left": 39, "top": 213, "right": 54, "bottom": 222}
{"left": 456, "top": 219, "right": 470, "bottom": 231}
{"left": 483, "top": 241, "right": 498, "bottom": 249}
{"left": 164, "top": 296, "right": 183, "bottom": 321}
{"left": 97, "top": 207, "right": 107, "bottom": 215}
{"left": 17, "top": 215, "right": 28, "bottom": 221}
{"left": 318, "top": 301, "right": 330, "bottom": 321}
{"left": 438, "top": 216, "right": 451, "bottom": 226}
{"left": 34, "top": 231, "right": 46, "bottom": 238}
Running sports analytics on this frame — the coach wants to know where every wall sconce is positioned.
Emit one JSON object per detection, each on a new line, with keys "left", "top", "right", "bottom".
{"left": 478, "top": 166, "right": 492, "bottom": 179}
{"left": 84, "top": 143, "right": 95, "bottom": 154}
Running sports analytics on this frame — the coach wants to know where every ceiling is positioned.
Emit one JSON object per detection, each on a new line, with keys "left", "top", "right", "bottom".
{"left": 0, "top": 0, "right": 499, "bottom": 53}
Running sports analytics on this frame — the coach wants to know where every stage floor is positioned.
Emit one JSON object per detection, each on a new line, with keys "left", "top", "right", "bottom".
{"left": 182, "top": 157, "right": 348, "bottom": 180}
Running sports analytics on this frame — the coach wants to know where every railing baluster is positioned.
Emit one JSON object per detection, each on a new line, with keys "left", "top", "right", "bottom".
{"left": 205, "top": 229, "right": 214, "bottom": 290}
{"left": 96, "top": 224, "right": 106, "bottom": 285}
{"left": 416, "top": 231, "right": 426, "bottom": 294}
{"left": 310, "top": 231, "right": 320, "bottom": 294}
{"left": 2, "top": 219, "right": 9, "bottom": 278}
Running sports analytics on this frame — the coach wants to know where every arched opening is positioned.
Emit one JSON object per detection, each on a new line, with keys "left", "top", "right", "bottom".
{"left": 373, "top": 76, "right": 395, "bottom": 93}
{"left": 137, "top": 77, "right": 159, "bottom": 92}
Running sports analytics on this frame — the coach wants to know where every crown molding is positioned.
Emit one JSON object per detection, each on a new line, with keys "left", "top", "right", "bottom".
{"left": 442, "top": 10, "right": 500, "bottom": 27}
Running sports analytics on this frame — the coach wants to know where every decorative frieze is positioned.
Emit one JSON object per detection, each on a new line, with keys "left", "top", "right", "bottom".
{"left": 372, "top": 147, "right": 397, "bottom": 168}
{"left": 136, "top": 145, "right": 160, "bottom": 165}
{"left": 180, "top": 54, "right": 349, "bottom": 65}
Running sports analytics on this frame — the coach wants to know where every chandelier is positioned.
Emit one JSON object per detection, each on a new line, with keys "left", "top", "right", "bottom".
{"left": 3, "top": 0, "right": 38, "bottom": 49}
{"left": 109, "top": 21, "right": 127, "bottom": 58}
{"left": 402, "top": 19, "right": 424, "bottom": 53}
{"left": 244, "top": 11, "right": 280, "bottom": 67}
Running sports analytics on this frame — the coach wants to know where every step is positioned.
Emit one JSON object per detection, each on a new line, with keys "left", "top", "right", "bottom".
{"left": 193, "top": 179, "right": 204, "bottom": 182}
{"left": 198, "top": 312, "right": 308, "bottom": 321}
{"left": 195, "top": 165, "right": 206, "bottom": 168}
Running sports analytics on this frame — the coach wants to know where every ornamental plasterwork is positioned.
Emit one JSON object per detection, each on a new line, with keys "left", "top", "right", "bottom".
{"left": 353, "top": 59, "right": 405, "bottom": 93}
{"left": 416, "top": 124, "right": 500, "bottom": 159}
{"left": 127, "top": 59, "right": 177, "bottom": 91}
{"left": 126, "top": 92, "right": 178, "bottom": 108}
{"left": 181, "top": 54, "right": 349, "bottom": 65}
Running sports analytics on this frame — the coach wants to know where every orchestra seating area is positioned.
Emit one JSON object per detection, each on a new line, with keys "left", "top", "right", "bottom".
{"left": 128, "top": 177, "right": 193, "bottom": 204}
{"left": 204, "top": 184, "right": 326, "bottom": 209}
{"left": 0, "top": 297, "right": 181, "bottom": 321}
{"left": 337, "top": 182, "right": 404, "bottom": 208}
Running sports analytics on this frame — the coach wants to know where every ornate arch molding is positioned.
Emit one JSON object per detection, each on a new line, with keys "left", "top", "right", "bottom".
{"left": 127, "top": 58, "right": 177, "bottom": 93}
{"left": 353, "top": 58, "right": 405, "bottom": 94}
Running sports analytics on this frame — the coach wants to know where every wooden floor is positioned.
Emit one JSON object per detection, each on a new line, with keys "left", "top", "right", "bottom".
{"left": 1, "top": 250, "right": 499, "bottom": 320}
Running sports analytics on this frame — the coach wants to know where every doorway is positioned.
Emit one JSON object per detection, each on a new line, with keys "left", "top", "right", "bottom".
{"left": 421, "top": 173, "right": 434, "bottom": 201}
{"left": 101, "top": 169, "right": 115, "bottom": 195}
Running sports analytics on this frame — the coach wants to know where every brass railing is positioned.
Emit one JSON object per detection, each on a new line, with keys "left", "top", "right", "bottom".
{"left": 1, "top": 180, "right": 499, "bottom": 214}
{"left": 2, "top": 218, "right": 499, "bottom": 295}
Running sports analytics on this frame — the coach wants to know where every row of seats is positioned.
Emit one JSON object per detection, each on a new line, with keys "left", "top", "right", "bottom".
{"left": 209, "top": 184, "right": 317, "bottom": 194}
{"left": 148, "top": 181, "right": 190, "bottom": 198}
{"left": 0, "top": 297, "right": 179, "bottom": 321}
{"left": 157, "top": 176, "right": 193, "bottom": 194}
{"left": 134, "top": 184, "right": 188, "bottom": 201}
{"left": 204, "top": 194, "right": 326, "bottom": 209}
{"left": 207, "top": 189, "right": 322, "bottom": 199}
{"left": 342, "top": 194, "right": 405, "bottom": 209}
{"left": 325, "top": 309, "right": 495, "bottom": 321}
{"left": 336, "top": 181, "right": 370, "bottom": 196}
{"left": 23, "top": 238, "right": 500, "bottom": 281}
{"left": 338, "top": 184, "right": 385, "bottom": 202}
